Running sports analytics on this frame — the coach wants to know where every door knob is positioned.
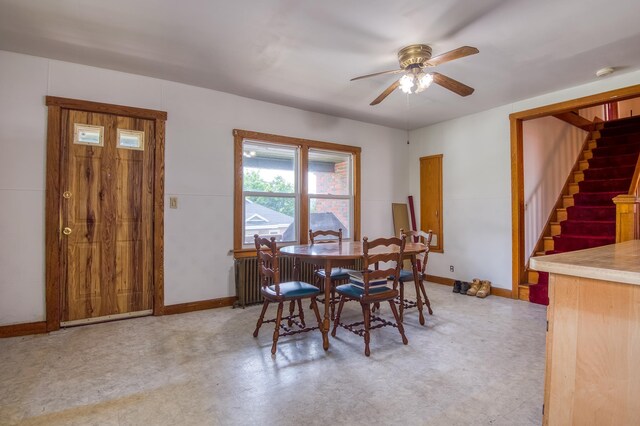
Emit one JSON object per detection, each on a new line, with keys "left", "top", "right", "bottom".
{"left": 63, "top": 227, "right": 72, "bottom": 235}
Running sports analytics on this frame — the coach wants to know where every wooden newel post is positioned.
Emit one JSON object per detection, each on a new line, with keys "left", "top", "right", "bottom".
{"left": 613, "top": 194, "right": 640, "bottom": 242}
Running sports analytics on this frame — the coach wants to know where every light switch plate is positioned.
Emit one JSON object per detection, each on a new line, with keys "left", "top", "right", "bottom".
{"left": 169, "top": 196, "right": 178, "bottom": 209}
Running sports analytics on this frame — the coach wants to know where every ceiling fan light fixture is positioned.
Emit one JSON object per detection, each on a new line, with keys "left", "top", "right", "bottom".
{"left": 399, "top": 74, "right": 414, "bottom": 94}
{"left": 415, "top": 72, "right": 434, "bottom": 93}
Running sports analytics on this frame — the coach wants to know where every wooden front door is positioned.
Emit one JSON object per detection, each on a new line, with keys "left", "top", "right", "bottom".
{"left": 60, "top": 109, "right": 154, "bottom": 324}
{"left": 420, "top": 155, "right": 443, "bottom": 252}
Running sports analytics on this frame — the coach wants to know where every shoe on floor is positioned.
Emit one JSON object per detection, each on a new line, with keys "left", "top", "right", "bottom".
{"left": 477, "top": 280, "right": 491, "bottom": 298}
{"left": 467, "top": 278, "right": 482, "bottom": 296}
{"left": 459, "top": 281, "right": 471, "bottom": 295}
{"left": 452, "top": 280, "right": 461, "bottom": 293}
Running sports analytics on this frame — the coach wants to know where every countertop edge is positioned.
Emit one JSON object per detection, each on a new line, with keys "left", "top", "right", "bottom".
{"left": 529, "top": 257, "right": 640, "bottom": 286}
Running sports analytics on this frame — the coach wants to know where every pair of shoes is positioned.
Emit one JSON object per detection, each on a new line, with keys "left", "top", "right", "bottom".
{"left": 467, "top": 279, "right": 491, "bottom": 298}
{"left": 453, "top": 280, "right": 471, "bottom": 294}
{"left": 476, "top": 280, "right": 491, "bottom": 298}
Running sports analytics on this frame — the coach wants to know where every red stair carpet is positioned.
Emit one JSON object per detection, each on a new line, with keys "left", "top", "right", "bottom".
{"left": 530, "top": 117, "right": 640, "bottom": 305}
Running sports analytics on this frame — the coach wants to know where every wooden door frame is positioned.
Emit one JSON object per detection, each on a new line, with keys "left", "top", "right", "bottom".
{"left": 45, "top": 96, "right": 167, "bottom": 331}
{"left": 510, "top": 84, "right": 640, "bottom": 299}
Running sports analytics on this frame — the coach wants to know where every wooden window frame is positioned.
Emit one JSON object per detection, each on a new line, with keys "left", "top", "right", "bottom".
{"left": 233, "top": 129, "right": 361, "bottom": 257}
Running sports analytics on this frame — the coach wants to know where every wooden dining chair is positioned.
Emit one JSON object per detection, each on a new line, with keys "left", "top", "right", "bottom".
{"left": 309, "top": 228, "right": 356, "bottom": 319}
{"left": 331, "top": 235, "right": 408, "bottom": 356}
{"left": 394, "top": 229, "right": 434, "bottom": 322}
{"left": 253, "top": 235, "right": 323, "bottom": 355}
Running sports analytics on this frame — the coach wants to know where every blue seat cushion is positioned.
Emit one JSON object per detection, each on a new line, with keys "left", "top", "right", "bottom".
{"left": 347, "top": 271, "right": 388, "bottom": 289}
{"left": 264, "top": 281, "right": 321, "bottom": 298}
{"left": 316, "top": 267, "right": 355, "bottom": 280}
{"left": 335, "top": 283, "right": 391, "bottom": 299}
{"left": 388, "top": 270, "right": 415, "bottom": 282}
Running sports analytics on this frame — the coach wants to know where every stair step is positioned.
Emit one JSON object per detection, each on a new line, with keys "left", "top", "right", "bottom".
{"left": 582, "top": 150, "right": 593, "bottom": 160}
{"left": 591, "top": 142, "right": 640, "bottom": 158}
{"left": 573, "top": 191, "right": 625, "bottom": 206}
{"left": 588, "top": 140, "right": 597, "bottom": 150}
{"left": 535, "top": 251, "right": 547, "bottom": 256}
{"left": 543, "top": 236, "right": 555, "bottom": 252}
{"left": 573, "top": 170, "right": 584, "bottom": 183}
{"left": 603, "top": 115, "right": 640, "bottom": 128}
{"left": 583, "top": 165, "right": 636, "bottom": 180}
{"left": 595, "top": 133, "right": 640, "bottom": 148}
{"left": 566, "top": 205, "right": 615, "bottom": 221}
{"left": 588, "top": 152, "right": 640, "bottom": 169}
{"left": 553, "top": 234, "right": 615, "bottom": 252}
{"left": 557, "top": 208, "right": 568, "bottom": 221}
{"left": 527, "top": 270, "right": 539, "bottom": 284}
{"left": 560, "top": 219, "right": 616, "bottom": 235}
{"left": 568, "top": 182, "right": 579, "bottom": 195}
{"left": 550, "top": 222, "right": 561, "bottom": 236}
{"left": 579, "top": 160, "right": 589, "bottom": 171}
{"left": 562, "top": 195, "right": 575, "bottom": 208}
{"left": 599, "top": 125, "right": 640, "bottom": 137}
{"left": 579, "top": 177, "right": 632, "bottom": 193}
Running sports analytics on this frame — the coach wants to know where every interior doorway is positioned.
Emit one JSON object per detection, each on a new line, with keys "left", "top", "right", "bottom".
{"left": 510, "top": 84, "right": 640, "bottom": 299}
{"left": 45, "top": 97, "right": 166, "bottom": 330}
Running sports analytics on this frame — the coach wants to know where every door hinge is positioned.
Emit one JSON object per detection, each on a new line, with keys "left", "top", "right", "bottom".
{"left": 546, "top": 320, "right": 549, "bottom": 332}
{"left": 542, "top": 403, "right": 545, "bottom": 415}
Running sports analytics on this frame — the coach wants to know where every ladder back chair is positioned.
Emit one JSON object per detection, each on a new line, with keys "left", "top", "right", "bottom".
{"left": 308, "top": 228, "right": 356, "bottom": 320}
{"left": 331, "top": 235, "right": 408, "bottom": 356}
{"left": 253, "top": 235, "right": 323, "bottom": 355}
{"left": 394, "top": 229, "right": 434, "bottom": 323}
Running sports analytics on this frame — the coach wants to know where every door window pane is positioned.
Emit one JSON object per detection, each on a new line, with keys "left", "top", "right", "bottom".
{"left": 308, "top": 150, "right": 351, "bottom": 196}
{"left": 310, "top": 198, "right": 350, "bottom": 239}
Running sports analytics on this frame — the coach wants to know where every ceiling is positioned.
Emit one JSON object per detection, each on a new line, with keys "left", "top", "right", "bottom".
{"left": 1, "top": 0, "right": 640, "bottom": 130}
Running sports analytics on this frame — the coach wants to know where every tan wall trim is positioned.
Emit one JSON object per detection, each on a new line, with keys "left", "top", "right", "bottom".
{"left": 164, "top": 297, "right": 237, "bottom": 315}
{"left": 425, "top": 275, "right": 513, "bottom": 298}
{"left": 0, "top": 321, "right": 47, "bottom": 338}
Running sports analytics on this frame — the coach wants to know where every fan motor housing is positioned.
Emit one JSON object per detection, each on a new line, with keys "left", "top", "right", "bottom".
{"left": 398, "top": 44, "right": 433, "bottom": 69}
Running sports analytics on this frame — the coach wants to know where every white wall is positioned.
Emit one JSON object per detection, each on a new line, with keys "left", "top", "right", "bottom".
{"left": 523, "top": 117, "right": 586, "bottom": 258}
{"left": 409, "top": 70, "right": 640, "bottom": 290}
{"left": 0, "top": 50, "right": 409, "bottom": 326}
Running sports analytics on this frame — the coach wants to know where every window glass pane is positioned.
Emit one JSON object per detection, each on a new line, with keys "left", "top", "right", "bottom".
{"left": 243, "top": 141, "right": 296, "bottom": 193}
{"left": 244, "top": 196, "right": 296, "bottom": 244}
{"left": 310, "top": 198, "right": 350, "bottom": 239}
{"left": 308, "top": 150, "right": 351, "bottom": 195}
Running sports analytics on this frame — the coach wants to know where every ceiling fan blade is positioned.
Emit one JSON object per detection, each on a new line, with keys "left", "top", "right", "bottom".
{"left": 425, "top": 46, "right": 479, "bottom": 67}
{"left": 370, "top": 80, "right": 401, "bottom": 105}
{"left": 351, "top": 69, "right": 405, "bottom": 81}
{"left": 432, "top": 72, "right": 474, "bottom": 97}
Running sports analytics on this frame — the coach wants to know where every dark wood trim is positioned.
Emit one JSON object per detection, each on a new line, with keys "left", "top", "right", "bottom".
{"left": 45, "top": 105, "right": 63, "bottom": 332}
{"left": 425, "top": 275, "right": 513, "bottom": 298}
{"left": 0, "top": 321, "right": 47, "bottom": 338}
{"left": 233, "top": 129, "right": 362, "bottom": 251}
{"left": 510, "top": 84, "right": 640, "bottom": 301}
{"left": 553, "top": 112, "right": 593, "bottom": 129}
{"left": 164, "top": 297, "right": 237, "bottom": 315}
{"left": 46, "top": 96, "right": 167, "bottom": 120}
{"left": 45, "top": 97, "right": 167, "bottom": 329}
{"left": 153, "top": 118, "right": 166, "bottom": 315}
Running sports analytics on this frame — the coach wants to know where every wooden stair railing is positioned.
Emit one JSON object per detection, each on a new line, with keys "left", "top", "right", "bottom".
{"left": 613, "top": 151, "right": 640, "bottom": 242}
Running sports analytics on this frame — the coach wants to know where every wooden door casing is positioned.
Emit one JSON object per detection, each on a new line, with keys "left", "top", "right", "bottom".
{"left": 61, "top": 110, "right": 154, "bottom": 322}
{"left": 419, "top": 155, "right": 443, "bottom": 252}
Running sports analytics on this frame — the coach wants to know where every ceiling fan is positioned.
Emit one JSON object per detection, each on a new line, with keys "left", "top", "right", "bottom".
{"left": 351, "top": 44, "right": 479, "bottom": 105}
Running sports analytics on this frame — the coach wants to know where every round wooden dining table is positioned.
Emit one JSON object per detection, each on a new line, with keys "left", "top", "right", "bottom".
{"left": 279, "top": 241, "right": 430, "bottom": 350}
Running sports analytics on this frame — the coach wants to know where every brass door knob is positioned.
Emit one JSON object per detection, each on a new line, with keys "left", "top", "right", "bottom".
{"left": 62, "top": 227, "right": 72, "bottom": 235}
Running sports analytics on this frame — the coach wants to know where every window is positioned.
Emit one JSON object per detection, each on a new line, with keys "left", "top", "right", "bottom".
{"left": 234, "top": 129, "right": 360, "bottom": 253}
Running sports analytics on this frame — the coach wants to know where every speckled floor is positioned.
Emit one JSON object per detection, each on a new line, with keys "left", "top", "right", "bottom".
{"left": 0, "top": 283, "right": 547, "bottom": 426}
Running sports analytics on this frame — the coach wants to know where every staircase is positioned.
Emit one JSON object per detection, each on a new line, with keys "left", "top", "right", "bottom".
{"left": 523, "top": 115, "right": 640, "bottom": 305}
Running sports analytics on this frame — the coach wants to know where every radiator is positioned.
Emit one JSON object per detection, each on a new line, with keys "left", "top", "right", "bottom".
{"left": 234, "top": 256, "right": 361, "bottom": 308}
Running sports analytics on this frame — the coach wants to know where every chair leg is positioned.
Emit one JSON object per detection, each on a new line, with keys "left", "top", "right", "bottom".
{"left": 310, "top": 297, "right": 322, "bottom": 333}
{"left": 413, "top": 280, "right": 425, "bottom": 325}
{"left": 297, "top": 299, "right": 306, "bottom": 328}
{"left": 253, "top": 300, "right": 270, "bottom": 337}
{"left": 388, "top": 300, "right": 408, "bottom": 345}
{"left": 288, "top": 300, "right": 295, "bottom": 326}
{"left": 330, "top": 285, "right": 336, "bottom": 321}
{"left": 332, "top": 296, "right": 346, "bottom": 337}
{"left": 420, "top": 280, "right": 433, "bottom": 315}
{"left": 362, "top": 303, "right": 371, "bottom": 357}
{"left": 399, "top": 282, "right": 405, "bottom": 322}
{"left": 272, "top": 302, "right": 284, "bottom": 355}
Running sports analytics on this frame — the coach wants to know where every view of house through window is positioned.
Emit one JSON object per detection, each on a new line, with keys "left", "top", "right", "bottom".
{"left": 239, "top": 137, "right": 356, "bottom": 247}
